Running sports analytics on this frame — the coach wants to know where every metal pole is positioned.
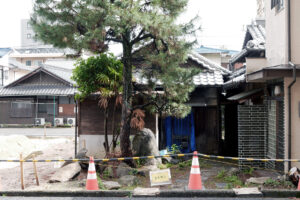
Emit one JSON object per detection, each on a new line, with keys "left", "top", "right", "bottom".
{"left": 35, "top": 97, "right": 38, "bottom": 120}
{"left": 53, "top": 96, "right": 55, "bottom": 126}
{"left": 75, "top": 97, "right": 78, "bottom": 157}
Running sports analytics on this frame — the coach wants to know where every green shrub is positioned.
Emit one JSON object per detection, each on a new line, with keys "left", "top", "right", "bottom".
{"left": 216, "top": 169, "right": 226, "bottom": 179}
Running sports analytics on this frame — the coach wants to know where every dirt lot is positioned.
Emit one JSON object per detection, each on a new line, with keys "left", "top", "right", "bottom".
{"left": 0, "top": 136, "right": 74, "bottom": 190}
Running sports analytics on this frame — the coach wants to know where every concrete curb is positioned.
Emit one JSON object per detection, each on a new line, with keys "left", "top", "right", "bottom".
{"left": 261, "top": 189, "right": 300, "bottom": 198}
{"left": 0, "top": 190, "right": 131, "bottom": 197}
{"left": 158, "top": 189, "right": 236, "bottom": 197}
{"left": 1, "top": 189, "right": 300, "bottom": 198}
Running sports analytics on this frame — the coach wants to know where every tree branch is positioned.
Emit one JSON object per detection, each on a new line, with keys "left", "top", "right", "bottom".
{"left": 130, "top": 33, "right": 154, "bottom": 45}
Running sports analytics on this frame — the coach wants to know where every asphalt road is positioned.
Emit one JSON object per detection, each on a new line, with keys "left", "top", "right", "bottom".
{"left": 0, "top": 198, "right": 293, "bottom": 200}
{"left": 0, "top": 128, "right": 75, "bottom": 136}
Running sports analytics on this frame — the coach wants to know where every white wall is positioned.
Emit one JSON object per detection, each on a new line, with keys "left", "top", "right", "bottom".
{"left": 79, "top": 135, "right": 120, "bottom": 158}
{"left": 265, "top": 0, "right": 288, "bottom": 66}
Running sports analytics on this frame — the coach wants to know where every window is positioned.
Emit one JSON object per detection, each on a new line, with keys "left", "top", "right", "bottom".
{"left": 11, "top": 101, "right": 33, "bottom": 118}
{"left": 25, "top": 60, "right": 32, "bottom": 66}
{"left": 27, "top": 22, "right": 31, "bottom": 29}
{"left": 4, "top": 70, "right": 8, "bottom": 80}
{"left": 0, "top": 69, "right": 3, "bottom": 86}
{"left": 271, "top": 0, "right": 284, "bottom": 11}
{"left": 38, "top": 103, "right": 47, "bottom": 113}
{"left": 27, "top": 33, "right": 31, "bottom": 39}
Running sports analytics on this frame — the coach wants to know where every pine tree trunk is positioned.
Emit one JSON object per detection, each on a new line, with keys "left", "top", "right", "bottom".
{"left": 120, "top": 39, "right": 133, "bottom": 157}
{"left": 111, "top": 98, "right": 117, "bottom": 151}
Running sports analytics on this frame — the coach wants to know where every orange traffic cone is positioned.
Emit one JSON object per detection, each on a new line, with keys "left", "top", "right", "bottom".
{"left": 188, "top": 151, "right": 202, "bottom": 190}
{"left": 86, "top": 156, "right": 99, "bottom": 190}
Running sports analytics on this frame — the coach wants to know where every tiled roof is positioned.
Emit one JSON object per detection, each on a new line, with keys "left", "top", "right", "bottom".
{"left": 133, "top": 69, "right": 223, "bottom": 86}
{"left": 223, "top": 66, "right": 246, "bottom": 90}
{"left": 195, "top": 46, "right": 238, "bottom": 56}
{"left": 192, "top": 71, "right": 223, "bottom": 86}
{"left": 42, "top": 64, "right": 75, "bottom": 84}
{"left": 0, "top": 85, "right": 76, "bottom": 96}
{"left": 230, "top": 20, "right": 265, "bottom": 64}
{"left": 0, "top": 63, "right": 76, "bottom": 97}
{"left": 188, "top": 52, "right": 231, "bottom": 75}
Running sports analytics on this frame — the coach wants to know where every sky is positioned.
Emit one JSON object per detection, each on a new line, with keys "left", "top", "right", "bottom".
{"left": 0, "top": 0, "right": 257, "bottom": 51}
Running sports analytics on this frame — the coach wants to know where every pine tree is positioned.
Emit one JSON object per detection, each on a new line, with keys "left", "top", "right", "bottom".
{"left": 31, "top": 0, "right": 199, "bottom": 157}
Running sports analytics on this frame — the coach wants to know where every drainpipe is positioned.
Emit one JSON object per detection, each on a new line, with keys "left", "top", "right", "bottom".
{"left": 74, "top": 95, "right": 78, "bottom": 157}
{"left": 287, "top": 0, "right": 296, "bottom": 170}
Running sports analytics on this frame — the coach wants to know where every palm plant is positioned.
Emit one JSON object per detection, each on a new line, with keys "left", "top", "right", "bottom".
{"left": 72, "top": 54, "right": 123, "bottom": 154}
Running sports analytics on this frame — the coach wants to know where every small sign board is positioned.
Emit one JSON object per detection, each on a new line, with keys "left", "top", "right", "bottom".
{"left": 149, "top": 169, "right": 172, "bottom": 186}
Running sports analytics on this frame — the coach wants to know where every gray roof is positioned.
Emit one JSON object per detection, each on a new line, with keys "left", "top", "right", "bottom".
{"left": 0, "top": 64, "right": 76, "bottom": 97}
{"left": 13, "top": 47, "right": 75, "bottom": 55}
{"left": 133, "top": 69, "right": 224, "bottom": 86}
{"left": 8, "top": 59, "right": 38, "bottom": 71}
{"left": 223, "top": 66, "right": 246, "bottom": 90}
{"left": 230, "top": 20, "right": 266, "bottom": 64}
{"left": 0, "top": 85, "right": 76, "bottom": 96}
{"left": 227, "top": 88, "right": 263, "bottom": 101}
{"left": 42, "top": 64, "right": 75, "bottom": 84}
{"left": 192, "top": 71, "right": 223, "bottom": 86}
{"left": 0, "top": 48, "right": 11, "bottom": 57}
{"left": 188, "top": 52, "right": 231, "bottom": 75}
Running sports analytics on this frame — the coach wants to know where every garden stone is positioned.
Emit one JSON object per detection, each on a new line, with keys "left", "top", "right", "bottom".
{"left": 102, "top": 181, "right": 121, "bottom": 190}
{"left": 49, "top": 162, "right": 81, "bottom": 183}
{"left": 162, "top": 157, "right": 172, "bottom": 164}
{"left": 246, "top": 177, "right": 271, "bottom": 185}
{"left": 118, "top": 175, "right": 139, "bottom": 186}
{"left": 170, "top": 158, "right": 180, "bottom": 164}
{"left": 116, "top": 162, "right": 131, "bottom": 178}
{"left": 228, "top": 168, "right": 239, "bottom": 176}
{"left": 132, "top": 128, "right": 161, "bottom": 165}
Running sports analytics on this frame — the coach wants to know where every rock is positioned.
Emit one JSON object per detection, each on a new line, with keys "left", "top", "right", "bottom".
{"left": 215, "top": 182, "right": 227, "bottom": 189}
{"left": 162, "top": 157, "right": 172, "bottom": 164}
{"left": 228, "top": 168, "right": 239, "bottom": 176}
{"left": 170, "top": 158, "right": 180, "bottom": 164}
{"left": 142, "top": 165, "right": 159, "bottom": 171}
{"left": 104, "top": 167, "right": 114, "bottom": 178}
{"left": 162, "top": 157, "right": 180, "bottom": 165}
{"left": 61, "top": 148, "right": 88, "bottom": 169}
{"left": 137, "top": 170, "right": 146, "bottom": 177}
{"left": 246, "top": 177, "right": 270, "bottom": 185}
{"left": 132, "top": 128, "right": 161, "bottom": 166}
{"left": 116, "top": 162, "right": 131, "bottom": 178}
{"left": 277, "top": 175, "right": 287, "bottom": 182}
{"left": 133, "top": 187, "right": 160, "bottom": 196}
{"left": 102, "top": 181, "right": 121, "bottom": 190}
{"left": 118, "top": 175, "right": 139, "bottom": 186}
{"left": 289, "top": 167, "right": 300, "bottom": 186}
{"left": 49, "top": 162, "right": 81, "bottom": 183}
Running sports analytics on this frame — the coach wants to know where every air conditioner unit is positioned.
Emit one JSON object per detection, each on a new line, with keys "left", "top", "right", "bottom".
{"left": 67, "top": 118, "right": 76, "bottom": 126}
{"left": 35, "top": 118, "right": 45, "bottom": 125}
{"left": 54, "top": 118, "right": 64, "bottom": 126}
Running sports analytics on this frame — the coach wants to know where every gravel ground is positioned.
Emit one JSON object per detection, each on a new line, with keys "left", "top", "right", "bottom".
{"left": 0, "top": 137, "right": 75, "bottom": 191}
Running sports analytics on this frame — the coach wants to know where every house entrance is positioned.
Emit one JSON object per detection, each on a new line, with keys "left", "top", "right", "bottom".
{"left": 193, "top": 107, "right": 220, "bottom": 155}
